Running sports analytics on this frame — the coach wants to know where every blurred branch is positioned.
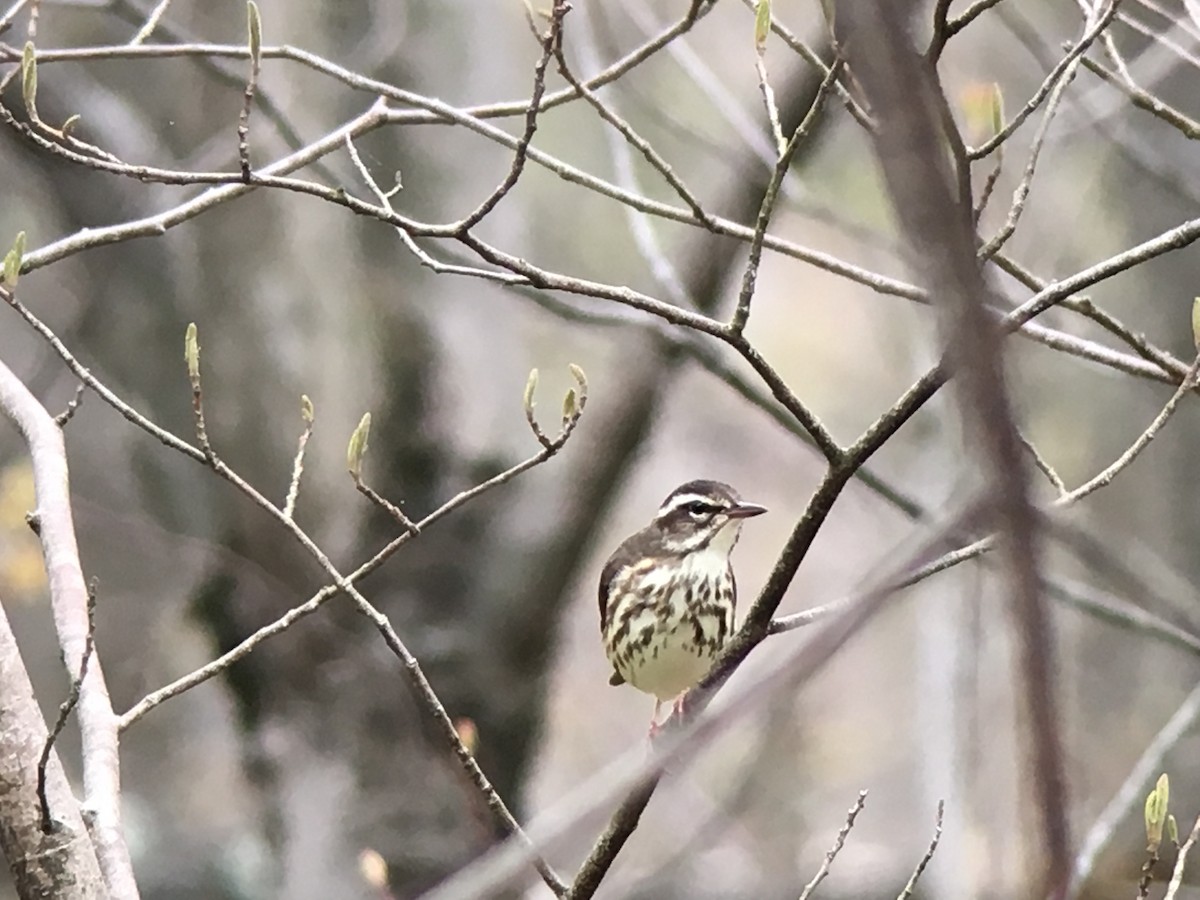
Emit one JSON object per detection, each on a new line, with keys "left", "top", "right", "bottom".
{"left": 842, "top": 4, "right": 1069, "bottom": 896}
{"left": 1078, "top": 53, "right": 1200, "bottom": 139}
{"left": 127, "top": 0, "right": 173, "bottom": 45}
{"left": 0, "top": 355, "right": 138, "bottom": 899}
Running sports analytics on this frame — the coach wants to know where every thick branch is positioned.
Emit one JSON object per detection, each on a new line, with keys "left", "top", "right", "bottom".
{"left": 0, "top": 596, "right": 106, "bottom": 899}
{"left": 0, "top": 357, "right": 139, "bottom": 899}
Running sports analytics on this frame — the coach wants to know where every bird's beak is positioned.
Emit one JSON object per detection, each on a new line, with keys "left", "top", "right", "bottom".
{"left": 726, "top": 501, "right": 767, "bottom": 519}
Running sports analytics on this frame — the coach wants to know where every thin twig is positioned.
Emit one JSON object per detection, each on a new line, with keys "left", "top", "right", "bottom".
{"left": 451, "top": 0, "right": 567, "bottom": 233}
{"left": 797, "top": 791, "right": 868, "bottom": 900}
{"left": 1018, "top": 429, "right": 1067, "bottom": 495}
{"left": 128, "top": 0, "right": 172, "bottom": 45}
{"left": 730, "top": 58, "right": 843, "bottom": 335}
{"left": 1062, "top": 354, "right": 1200, "bottom": 506}
{"left": 1164, "top": 812, "right": 1200, "bottom": 900}
{"left": 169, "top": 330, "right": 574, "bottom": 896}
{"left": 969, "top": 3, "right": 1120, "bottom": 159}
{"left": 282, "top": 396, "right": 313, "bottom": 520}
{"left": 1137, "top": 846, "right": 1159, "bottom": 899}
{"left": 973, "top": 151, "right": 1004, "bottom": 224}
{"left": 1078, "top": 54, "right": 1200, "bottom": 139}
{"left": 978, "top": 12, "right": 1095, "bottom": 260}
{"left": 554, "top": 21, "right": 713, "bottom": 226}
{"left": 897, "top": 800, "right": 945, "bottom": 900}
{"left": 754, "top": 50, "right": 786, "bottom": 157}
{"left": 53, "top": 382, "right": 85, "bottom": 427}
{"left": 1070, "top": 679, "right": 1200, "bottom": 895}
{"left": 0, "top": 0, "right": 30, "bottom": 37}
{"left": 37, "top": 578, "right": 97, "bottom": 833}
{"left": 353, "top": 478, "right": 419, "bottom": 534}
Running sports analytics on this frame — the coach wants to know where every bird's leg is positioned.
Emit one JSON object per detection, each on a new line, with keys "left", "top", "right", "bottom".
{"left": 647, "top": 699, "right": 664, "bottom": 741}
{"left": 670, "top": 692, "right": 688, "bottom": 723}
{"left": 651, "top": 694, "right": 688, "bottom": 742}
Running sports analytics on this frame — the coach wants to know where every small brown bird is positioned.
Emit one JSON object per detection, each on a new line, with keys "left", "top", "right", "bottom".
{"left": 599, "top": 480, "right": 766, "bottom": 732}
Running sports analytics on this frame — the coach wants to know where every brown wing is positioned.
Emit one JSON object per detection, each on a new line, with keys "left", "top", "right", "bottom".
{"left": 600, "top": 527, "right": 661, "bottom": 687}
{"left": 599, "top": 551, "right": 631, "bottom": 686}
{"left": 598, "top": 545, "right": 634, "bottom": 632}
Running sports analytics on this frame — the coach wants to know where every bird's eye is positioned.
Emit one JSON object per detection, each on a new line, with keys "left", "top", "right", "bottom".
{"left": 685, "top": 501, "right": 717, "bottom": 518}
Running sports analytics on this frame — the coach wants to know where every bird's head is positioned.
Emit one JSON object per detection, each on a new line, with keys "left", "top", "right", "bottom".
{"left": 652, "top": 480, "right": 766, "bottom": 557}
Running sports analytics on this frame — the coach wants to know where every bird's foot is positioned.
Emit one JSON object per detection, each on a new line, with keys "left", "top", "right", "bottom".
{"left": 671, "top": 693, "right": 688, "bottom": 720}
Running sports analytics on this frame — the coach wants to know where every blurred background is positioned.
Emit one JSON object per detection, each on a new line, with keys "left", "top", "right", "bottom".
{"left": 2, "top": 0, "right": 1200, "bottom": 897}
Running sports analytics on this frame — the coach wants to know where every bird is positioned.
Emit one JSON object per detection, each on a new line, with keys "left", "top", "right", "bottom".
{"left": 599, "top": 479, "right": 766, "bottom": 734}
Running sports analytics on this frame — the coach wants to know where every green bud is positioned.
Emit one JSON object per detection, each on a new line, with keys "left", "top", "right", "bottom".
{"left": 523, "top": 368, "right": 538, "bottom": 416}
{"left": 754, "top": 0, "right": 771, "bottom": 51}
{"left": 562, "top": 388, "right": 577, "bottom": 424}
{"left": 568, "top": 362, "right": 587, "bottom": 393}
{"left": 300, "top": 394, "right": 314, "bottom": 424}
{"left": 184, "top": 323, "right": 200, "bottom": 380}
{"left": 990, "top": 83, "right": 1004, "bottom": 136}
{"left": 347, "top": 412, "right": 371, "bottom": 478}
{"left": 21, "top": 42, "right": 36, "bottom": 117}
{"left": 1192, "top": 298, "right": 1200, "bottom": 349}
{"left": 61, "top": 114, "right": 81, "bottom": 138}
{"left": 1168, "top": 814, "right": 1179, "bottom": 846}
{"left": 247, "top": 1, "right": 262, "bottom": 66}
{"left": 1145, "top": 773, "right": 1169, "bottom": 852}
{"left": 3, "top": 231, "right": 26, "bottom": 287}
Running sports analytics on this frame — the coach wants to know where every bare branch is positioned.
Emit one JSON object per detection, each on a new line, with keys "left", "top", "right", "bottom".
{"left": 731, "top": 58, "right": 844, "bottom": 335}
{"left": 52, "top": 383, "right": 84, "bottom": 427}
{"left": 797, "top": 790, "right": 868, "bottom": 900}
{"left": 0, "top": 593, "right": 106, "bottom": 898}
{"left": 282, "top": 396, "right": 313, "bottom": 520}
{"left": 37, "top": 579, "right": 96, "bottom": 833}
{"left": 0, "top": 357, "right": 139, "bottom": 899}
{"left": 1070, "top": 681, "right": 1200, "bottom": 894}
{"left": 969, "top": 3, "right": 1119, "bottom": 159}
{"left": 897, "top": 800, "right": 945, "bottom": 900}
{"left": 1164, "top": 812, "right": 1200, "bottom": 900}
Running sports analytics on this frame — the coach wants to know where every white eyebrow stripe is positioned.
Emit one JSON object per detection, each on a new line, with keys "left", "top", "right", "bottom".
{"left": 656, "top": 493, "right": 724, "bottom": 518}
